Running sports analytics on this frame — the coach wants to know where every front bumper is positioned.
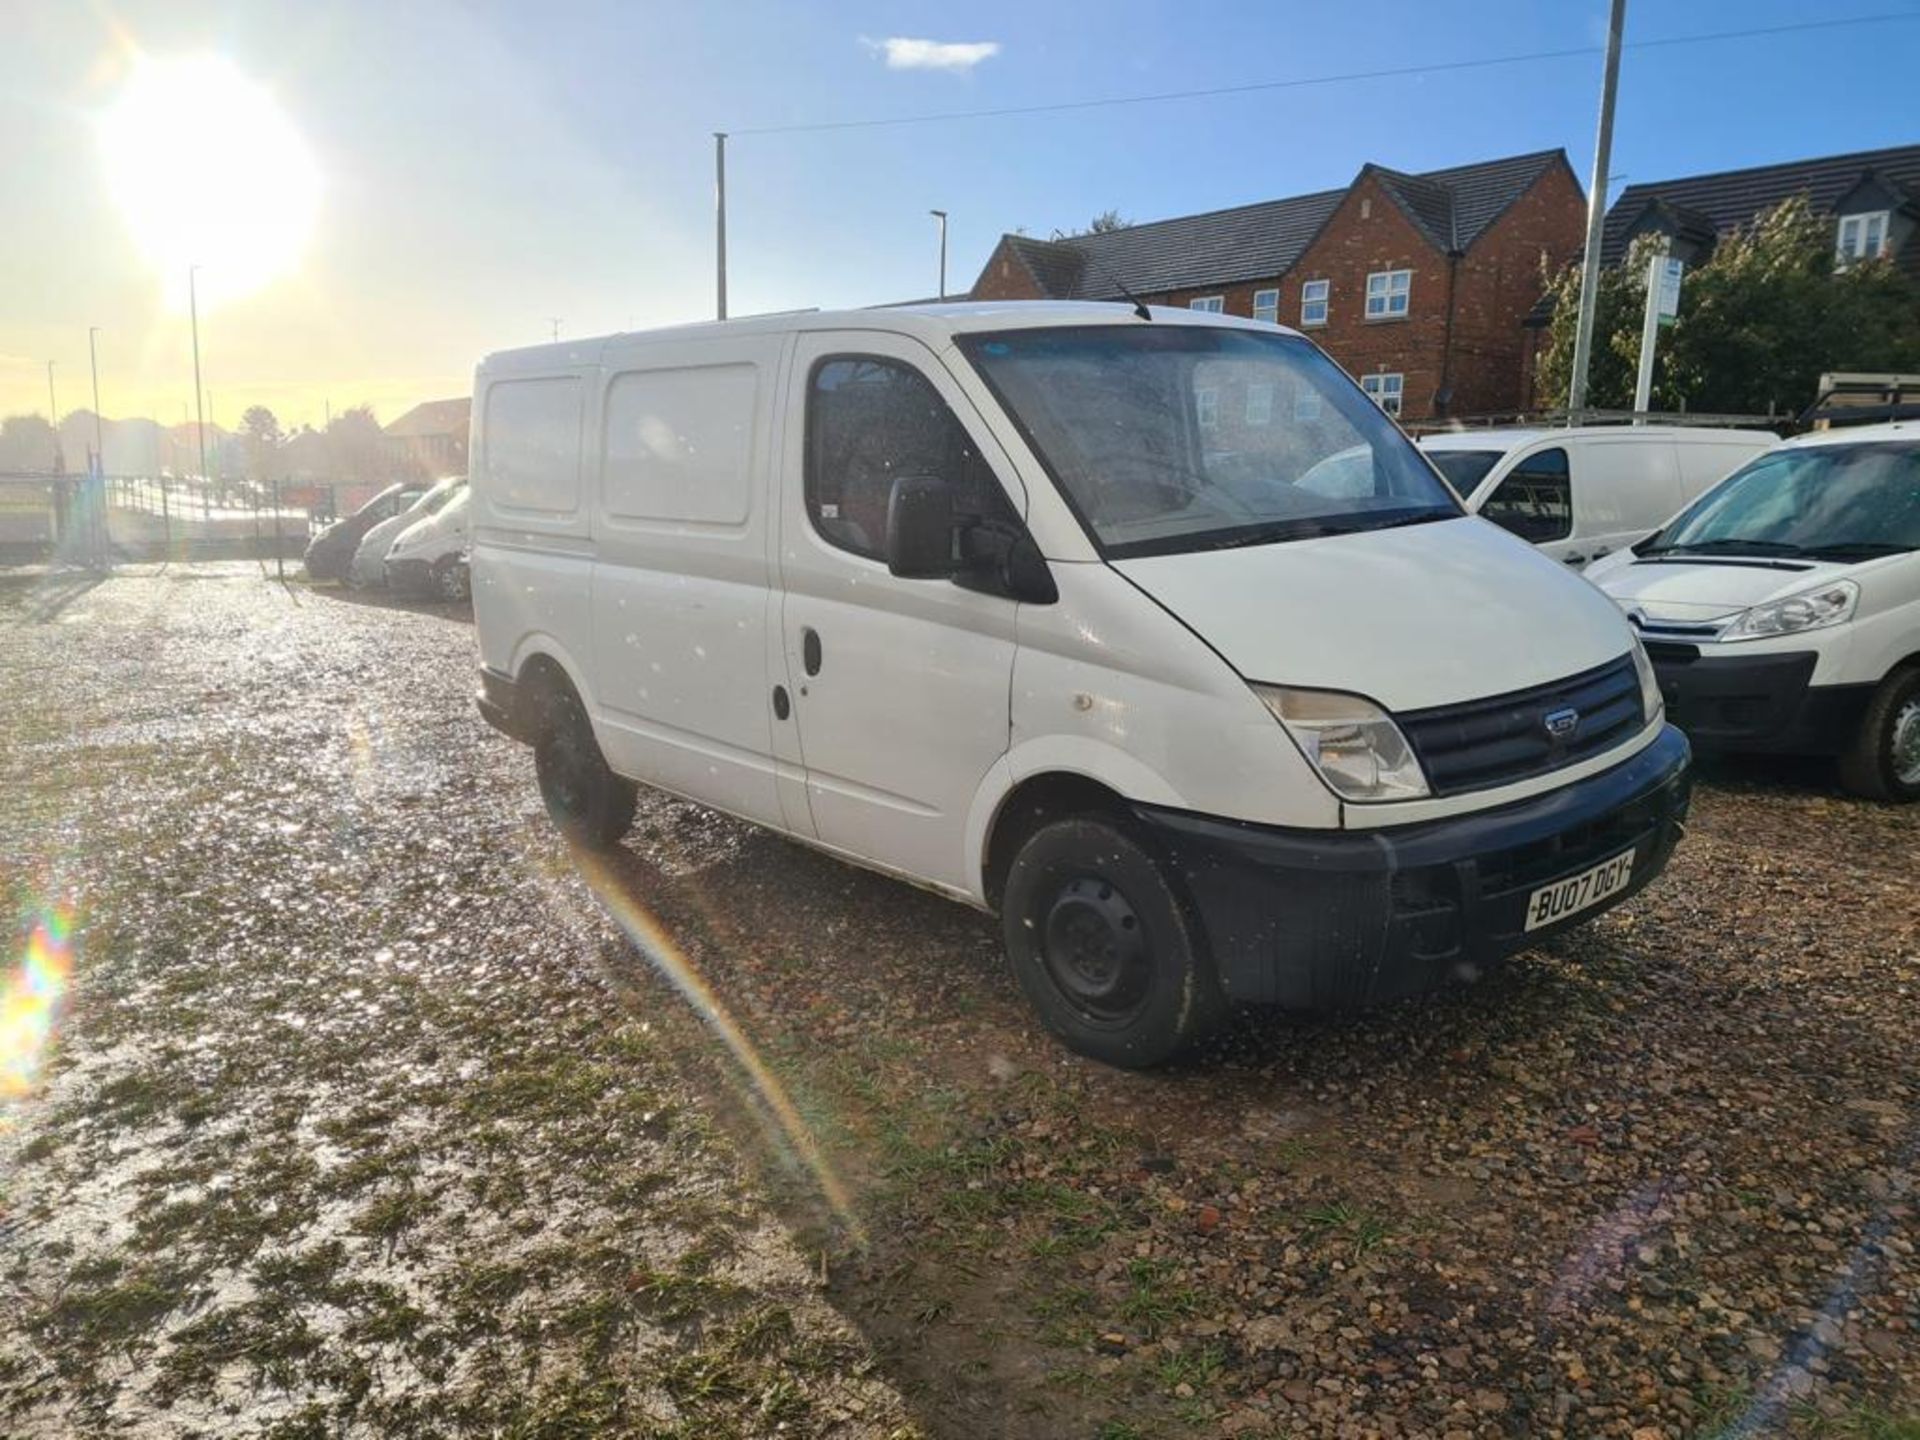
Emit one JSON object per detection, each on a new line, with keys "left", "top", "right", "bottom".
{"left": 385, "top": 556, "right": 432, "bottom": 594}
{"left": 1645, "top": 646, "right": 1868, "bottom": 754}
{"left": 476, "top": 667, "right": 540, "bottom": 744}
{"left": 1134, "top": 724, "right": 1692, "bottom": 1010}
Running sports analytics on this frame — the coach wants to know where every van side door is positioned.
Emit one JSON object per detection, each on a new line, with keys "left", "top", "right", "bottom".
{"left": 588, "top": 342, "right": 787, "bottom": 830}
{"left": 776, "top": 332, "right": 1024, "bottom": 897}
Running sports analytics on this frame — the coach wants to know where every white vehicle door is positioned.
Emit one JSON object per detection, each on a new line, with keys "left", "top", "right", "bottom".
{"left": 776, "top": 332, "right": 1022, "bottom": 895}
{"left": 588, "top": 345, "right": 789, "bottom": 830}
{"left": 1476, "top": 443, "right": 1579, "bottom": 563}
{"left": 1580, "top": 438, "right": 1680, "bottom": 567}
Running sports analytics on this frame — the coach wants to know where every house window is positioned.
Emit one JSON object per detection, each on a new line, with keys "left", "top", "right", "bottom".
{"left": 1245, "top": 383, "right": 1274, "bottom": 427}
{"left": 1300, "top": 279, "right": 1329, "bottom": 327}
{"left": 1252, "top": 288, "right": 1279, "bottom": 325}
{"left": 1189, "top": 296, "right": 1225, "bottom": 313}
{"left": 1294, "top": 387, "right": 1323, "bottom": 422}
{"left": 1837, "top": 211, "right": 1890, "bottom": 263}
{"left": 1195, "top": 387, "right": 1220, "bottom": 428}
{"left": 1361, "top": 372, "right": 1403, "bottom": 416}
{"left": 1364, "top": 269, "right": 1411, "bottom": 319}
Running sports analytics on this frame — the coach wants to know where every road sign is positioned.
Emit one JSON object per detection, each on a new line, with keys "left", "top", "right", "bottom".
{"left": 1654, "top": 256, "right": 1684, "bottom": 325}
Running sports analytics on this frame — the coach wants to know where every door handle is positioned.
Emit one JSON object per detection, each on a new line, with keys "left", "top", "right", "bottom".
{"left": 801, "top": 627, "right": 822, "bottom": 676}
{"left": 1562, "top": 554, "right": 1587, "bottom": 566}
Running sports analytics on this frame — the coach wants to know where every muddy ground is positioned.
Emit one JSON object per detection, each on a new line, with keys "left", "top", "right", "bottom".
{"left": 0, "top": 562, "right": 1914, "bottom": 1440}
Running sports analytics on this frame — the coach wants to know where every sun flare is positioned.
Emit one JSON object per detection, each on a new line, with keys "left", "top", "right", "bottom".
{"left": 99, "top": 55, "right": 321, "bottom": 309}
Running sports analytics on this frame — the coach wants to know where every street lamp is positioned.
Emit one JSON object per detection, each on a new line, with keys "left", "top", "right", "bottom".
{"left": 930, "top": 209, "right": 949, "bottom": 301}
{"left": 46, "top": 361, "right": 59, "bottom": 470}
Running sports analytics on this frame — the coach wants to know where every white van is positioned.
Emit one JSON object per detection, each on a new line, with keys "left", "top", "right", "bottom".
{"left": 385, "top": 482, "right": 471, "bottom": 599}
{"left": 471, "top": 303, "right": 1690, "bottom": 1067}
{"left": 1587, "top": 421, "right": 1920, "bottom": 801}
{"left": 1419, "top": 426, "right": 1773, "bottom": 568}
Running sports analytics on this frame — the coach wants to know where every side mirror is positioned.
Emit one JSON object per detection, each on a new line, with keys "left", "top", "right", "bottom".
{"left": 885, "top": 475, "right": 959, "bottom": 578}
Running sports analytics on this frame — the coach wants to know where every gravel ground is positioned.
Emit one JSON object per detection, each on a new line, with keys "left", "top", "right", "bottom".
{"left": 1, "top": 562, "right": 1915, "bottom": 1440}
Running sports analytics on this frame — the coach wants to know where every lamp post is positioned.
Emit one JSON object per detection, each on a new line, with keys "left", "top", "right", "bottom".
{"left": 1567, "top": 0, "right": 1627, "bottom": 419}
{"left": 190, "top": 264, "right": 210, "bottom": 519}
{"left": 714, "top": 131, "right": 728, "bottom": 321}
{"left": 930, "top": 209, "right": 948, "bottom": 301}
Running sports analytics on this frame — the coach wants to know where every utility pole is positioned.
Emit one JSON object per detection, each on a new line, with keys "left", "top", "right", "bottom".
{"left": 46, "top": 361, "right": 59, "bottom": 466}
{"left": 190, "top": 264, "right": 210, "bottom": 519}
{"left": 88, "top": 328, "right": 105, "bottom": 470}
{"left": 930, "top": 209, "right": 949, "bottom": 301}
{"left": 714, "top": 131, "right": 728, "bottom": 321}
{"left": 1567, "top": 0, "right": 1627, "bottom": 421}
{"left": 548, "top": 317, "right": 562, "bottom": 343}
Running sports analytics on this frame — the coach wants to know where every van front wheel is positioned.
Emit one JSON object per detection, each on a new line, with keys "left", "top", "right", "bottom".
{"left": 1838, "top": 668, "right": 1920, "bottom": 803}
{"left": 1001, "top": 818, "right": 1224, "bottom": 1069}
{"left": 534, "top": 686, "right": 638, "bottom": 848}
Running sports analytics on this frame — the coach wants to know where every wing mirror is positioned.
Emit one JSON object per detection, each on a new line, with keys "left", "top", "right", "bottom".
{"left": 885, "top": 475, "right": 959, "bottom": 578}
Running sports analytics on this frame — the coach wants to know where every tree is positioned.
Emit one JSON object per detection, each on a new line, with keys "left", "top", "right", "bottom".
{"left": 1537, "top": 197, "right": 1920, "bottom": 416}
{"left": 325, "top": 405, "right": 386, "bottom": 481}
{"left": 239, "top": 405, "right": 285, "bottom": 480}
{"left": 1070, "top": 209, "right": 1131, "bottom": 236}
{"left": 0, "top": 415, "right": 59, "bottom": 472}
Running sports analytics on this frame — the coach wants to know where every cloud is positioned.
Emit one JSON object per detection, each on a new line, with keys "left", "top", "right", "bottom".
{"left": 863, "top": 36, "right": 1001, "bottom": 72}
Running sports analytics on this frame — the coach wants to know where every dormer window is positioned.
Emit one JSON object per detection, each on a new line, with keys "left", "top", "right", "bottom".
{"left": 1837, "top": 211, "right": 1889, "bottom": 263}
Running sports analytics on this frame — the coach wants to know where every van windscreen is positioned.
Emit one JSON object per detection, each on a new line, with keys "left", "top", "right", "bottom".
{"left": 959, "top": 325, "right": 1459, "bottom": 558}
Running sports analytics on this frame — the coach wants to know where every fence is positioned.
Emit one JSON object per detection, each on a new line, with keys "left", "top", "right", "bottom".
{"left": 0, "top": 472, "right": 422, "bottom": 568}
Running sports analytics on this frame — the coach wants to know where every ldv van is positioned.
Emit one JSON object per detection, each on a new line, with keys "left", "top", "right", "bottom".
{"left": 471, "top": 303, "right": 1691, "bottom": 1067}
{"left": 1418, "top": 426, "right": 1772, "bottom": 569}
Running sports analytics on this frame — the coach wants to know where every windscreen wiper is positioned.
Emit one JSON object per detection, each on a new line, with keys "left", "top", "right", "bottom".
{"left": 1654, "top": 537, "right": 1808, "bottom": 558}
{"left": 1799, "top": 541, "right": 1916, "bottom": 560}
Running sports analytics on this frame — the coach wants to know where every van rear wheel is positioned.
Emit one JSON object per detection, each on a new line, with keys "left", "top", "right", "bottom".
{"left": 1838, "top": 668, "right": 1920, "bottom": 803}
{"left": 534, "top": 684, "right": 638, "bottom": 848}
{"left": 1000, "top": 817, "right": 1225, "bottom": 1069}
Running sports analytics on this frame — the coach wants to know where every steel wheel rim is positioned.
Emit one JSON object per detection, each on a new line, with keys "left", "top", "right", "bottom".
{"left": 1891, "top": 697, "right": 1920, "bottom": 786}
{"left": 1041, "top": 875, "right": 1151, "bottom": 1024}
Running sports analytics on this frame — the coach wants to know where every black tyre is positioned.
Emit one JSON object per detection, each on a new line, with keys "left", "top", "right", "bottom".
{"left": 1837, "top": 667, "right": 1920, "bottom": 803}
{"left": 1000, "top": 817, "right": 1225, "bottom": 1069}
{"left": 533, "top": 683, "right": 638, "bottom": 848}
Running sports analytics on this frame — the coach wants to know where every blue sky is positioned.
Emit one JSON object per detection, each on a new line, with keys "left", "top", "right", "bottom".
{"left": 3, "top": 0, "right": 1916, "bottom": 428}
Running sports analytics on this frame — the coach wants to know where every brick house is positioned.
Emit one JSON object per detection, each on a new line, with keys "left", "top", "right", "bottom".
{"left": 1600, "top": 142, "right": 1920, "bottom": 276}
{"left": 969, "top": 150, "right": 1585, "bottom": 423}
{"left": 383, "top": 397, "right": 471, "bottom": 478}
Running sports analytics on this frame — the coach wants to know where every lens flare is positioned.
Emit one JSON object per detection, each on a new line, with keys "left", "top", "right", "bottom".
{"left": 570, "top": 850, "right": 863, "bottom": 1243}
{"left": 2, "top": 906, "right": 77, "bottom": 1106}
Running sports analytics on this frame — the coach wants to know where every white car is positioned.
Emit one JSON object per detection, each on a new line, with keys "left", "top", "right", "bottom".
{"left": 1587, "top": 421, "right": 1920, "bottom": 800}
{"left": 470, "top": 302, "right": 1688, "bottom": 1066}
{"left": 346, "top": 474, "right": 465, "bottom": 590}
{"left": 384, "top": 482, "right": 470, "bottom": 600}
{"left": 1420, "top": 426, "right": 1773, "bottom": 569}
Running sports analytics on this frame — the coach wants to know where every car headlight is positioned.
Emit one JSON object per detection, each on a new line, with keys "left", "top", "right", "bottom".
{"left": 1252, "top": 685, "right": 1430, "bottom": 802}
{"left": 1628, "top": 634, "right": 1664, "bottom": 725}
{"left": 1720, "top": 580, "right": 1858, "bottom": 642}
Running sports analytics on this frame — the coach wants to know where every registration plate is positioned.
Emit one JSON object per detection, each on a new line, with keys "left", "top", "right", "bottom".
{"left": 1523, "top": 849, "right": 1636, "bottom": 932}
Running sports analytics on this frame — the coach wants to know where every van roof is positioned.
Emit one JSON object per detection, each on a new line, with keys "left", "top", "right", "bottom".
{"left": 477, "top": 301, "right": 1298, "bottom": 374}
{"left": 1418, "top": 425, "right": 1776, "bottom": 453}
{"left": 1778, "top": 419, "right": 1919, "bottom": 449}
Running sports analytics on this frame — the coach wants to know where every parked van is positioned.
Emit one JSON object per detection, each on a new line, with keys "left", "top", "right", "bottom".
{"left": 347, "top": 474, "right": 465, "bottom": 590}
{"left": 1418, "top": 426, "right": 1773, "bottom": 568}
{"left": 385, "top": 481, "right": 471, "bottom": 600}
{"left": 471, "top": 303, "right": 1690, "bottom": 1067}
{"left": 1587, "top": 422, "right": 1920, "bottom": 801}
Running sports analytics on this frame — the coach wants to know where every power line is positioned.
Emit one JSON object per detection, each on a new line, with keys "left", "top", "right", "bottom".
{"left": 729, "top": 12, "right": 1920, "bottom": 138}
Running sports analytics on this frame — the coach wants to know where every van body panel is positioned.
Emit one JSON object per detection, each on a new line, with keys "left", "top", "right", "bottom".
{"left": 774, "top": 331, "right": 1021, "bottom": 895}
{"left": 1113, "top": 516, "right": 1629, "bottom": 712}
{"left": 589, "top": 334, "right": 788, "bottom": 829}
{"left": 1009, "top": 562, "right": 1336, "bottom": 831}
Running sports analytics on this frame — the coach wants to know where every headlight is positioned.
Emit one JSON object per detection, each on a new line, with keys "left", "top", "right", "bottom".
{"left": 1253, "top": 685, "right": 1430, "bottom": 802}
{"left": 1720, "top": 580, "right": 1858, "bottom": 642}
{"left": 1629, "top": 634, "right": 1664, "bottom": 724}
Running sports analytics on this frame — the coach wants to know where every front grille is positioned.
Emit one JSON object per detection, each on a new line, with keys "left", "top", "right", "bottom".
{"left": 1398, "top": 655, "right": 1645, "bottom": 797}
